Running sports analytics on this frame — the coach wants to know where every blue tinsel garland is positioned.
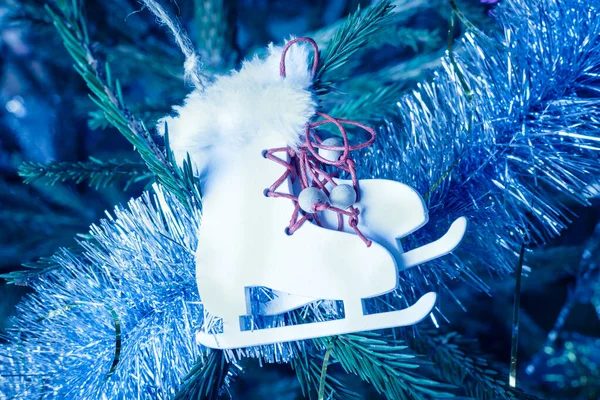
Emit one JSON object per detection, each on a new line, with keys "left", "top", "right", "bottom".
{"left": 364, "top": 0, "right": 600, "bottom": 307}
{"left": 2, "top": 0, "right": 600, "bottom": 398}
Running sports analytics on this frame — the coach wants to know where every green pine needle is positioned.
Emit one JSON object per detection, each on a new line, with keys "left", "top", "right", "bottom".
{"left": 370, "top": 26, "right": 443, "bottom": 53}
{"left": 38, "top": 3, "right": 225, "bottom": 395}
{"left": 289, "top": 307, "right": 455, "bottom": 399}
{"left": 0, "top": 246, "right": 86, "bottom": 284}
{"left": 315, "top": 1, "right": 395, "bottom": 94}
{"left": 19, "top": 158, "right": 152, "bottom": 190}
{"left": 174, "top": 350, "right": 230, "bottom": 400}
{"left": 318, "top": 336, "right": 339, "bottom": 400}
{"left": 317, "top": 332, "right": 456, "bottom": 399}
{"left": 291, "top": 346, "right": 360, "bottom": 400}
{"left": 327, "top": 83, "right": 406, "bottom": 123}
{"left": 411, "top": 329, "right": 539, "bottom": 400}
{"left": 45, "top": 2, "right": 201, "bottom": 211}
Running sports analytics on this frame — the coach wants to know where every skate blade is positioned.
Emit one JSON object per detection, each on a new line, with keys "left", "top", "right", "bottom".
{"left": 400, "top": 217, "right": 467, "bottom": 270}
{"left": 196, "top": 292, "right": 437, "bottom": 349}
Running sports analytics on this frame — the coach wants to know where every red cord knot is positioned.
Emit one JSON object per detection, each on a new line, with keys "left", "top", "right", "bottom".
{"left": 280, "top": 37, "right": 319, "bottom": 78}
{"left": 313, "top": 203, "right": 330, "bottom": 213}
{"left": 264, "top": 37, "right": 376, "bottom": 247}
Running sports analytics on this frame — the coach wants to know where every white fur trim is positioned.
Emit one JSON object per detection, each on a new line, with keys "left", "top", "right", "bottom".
{"left": 158, "top": 39, "right": 316, "bottom": 174}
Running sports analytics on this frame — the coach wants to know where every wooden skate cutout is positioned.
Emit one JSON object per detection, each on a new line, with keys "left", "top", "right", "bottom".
{"left": 194, "top": 132, "right": 466, "bottom": 349}
{"left": 193, "top": 37, "right": 467, "bottom": 349}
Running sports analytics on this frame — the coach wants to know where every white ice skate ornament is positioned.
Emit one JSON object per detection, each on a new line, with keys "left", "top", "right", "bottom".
{"left": 160, "top": 37, "right": 468, "bottom": 350}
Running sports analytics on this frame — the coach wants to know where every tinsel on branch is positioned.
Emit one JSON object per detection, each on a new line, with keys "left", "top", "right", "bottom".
{"left": 364, "top": 0, "right": 600, "bottom": 304}
{"left": 1, "top": 0, "right": 600, "bottom": 399}
{"left": 1, "top": 187, "right": 212, "bottom": 399}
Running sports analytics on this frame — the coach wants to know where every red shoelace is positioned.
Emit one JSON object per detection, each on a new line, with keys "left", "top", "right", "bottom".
{"left": 264, "top": 37, "right": 376, "bottom": 247}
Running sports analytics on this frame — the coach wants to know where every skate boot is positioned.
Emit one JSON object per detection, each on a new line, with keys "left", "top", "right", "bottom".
{"left": 160, "top": 37, "right": 467, "bottom": 349}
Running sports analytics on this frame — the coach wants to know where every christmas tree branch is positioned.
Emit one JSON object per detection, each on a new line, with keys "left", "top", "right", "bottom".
{"left": 370, "top": 27, "right": 443, "bottom": 52}
{"left": 0, "top": 246, "right": 86, "bottom": 284}
{"left": 290, "top": 308, "right": 453, "bottom": 398}
{"left": 318, "top": 336, "right": 338, "bottom": 400}
{"left": 19, "top": 158, "right": 152, "bottom": 190}
{"left": 315, "top": 332, "right": 456, "bottom": 399}
{"left": 411, "top": 329, "right": 539, "bottom": 399}
{"left": 311, "top": 0, "right": 431, "bottom": 48}
{"left": 42, "top": 2, "right": 229, "bottom": 396}
{"left": 291, "top": 345, "right": 359, "bottom": 400}
{"left": 328, "top": 83, "right": 407, "bottom": 123}
{"left": 315, "top": 1, "right": 394, "bottom": 94}
{"left": 173, "top": 350, "right": 231, "bottom": 400}
{"left": 45, "top": 1, "right": 201, "bottom": 210}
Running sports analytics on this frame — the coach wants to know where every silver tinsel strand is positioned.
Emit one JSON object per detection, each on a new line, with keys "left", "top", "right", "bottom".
{"left": 2, "top": 0, "right": 600, "bottom": 397}
{"left": 361, "top": 0, "right": 600, "bottom": 309}
{"left": 0, "top": 187, "right": 214, "bottom": 399}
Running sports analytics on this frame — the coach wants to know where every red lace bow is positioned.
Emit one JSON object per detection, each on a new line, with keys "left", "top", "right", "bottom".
{"left": 263, "top": 37, "right": 376, "bottom": 247}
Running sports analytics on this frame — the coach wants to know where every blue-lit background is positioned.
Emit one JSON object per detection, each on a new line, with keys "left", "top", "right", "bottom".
{"left": 2, "top": 0, "right": 600, "bottom": 398}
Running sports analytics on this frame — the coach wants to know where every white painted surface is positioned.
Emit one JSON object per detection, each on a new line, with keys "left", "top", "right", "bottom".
{"left": 197, "top": 293, "right": 437, "bottom": 349}
{"left": 195, "top": 133, "right": 466, "bottom": 349}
